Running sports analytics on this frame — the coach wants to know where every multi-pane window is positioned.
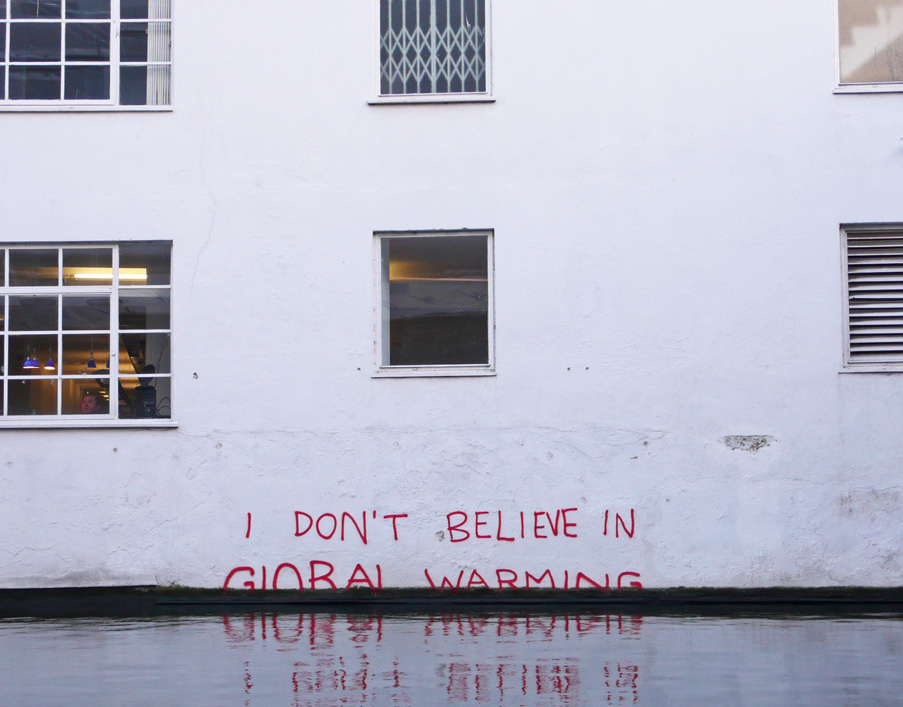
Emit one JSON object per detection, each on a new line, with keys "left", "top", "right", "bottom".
{"left": 0, "top": 0, "right": 171, "bottom": 106}
{"left": 0, "top": 243, "right": 172, "bottom": 421}
{"left": 838, "top": 0, "right": 903, "bottom": 86}
{"left": 376, "top": 230, "right": 494, "bottom": 375}
{"left": 842, "top": 226, "right": 903, "bottom": 368}
{"left": 379, "top": 0, "right": 488, "bottom": 97}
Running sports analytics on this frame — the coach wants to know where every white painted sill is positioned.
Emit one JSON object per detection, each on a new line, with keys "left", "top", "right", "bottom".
{"left": 368, "top": 93, "right": 495, "bottom": 105}
{"left": 840, "top": 365, "right": 903, "bottom": 374}
{"left": 834, "top": 84, "right": 903, "bottom": 94}
{"left": 373, "top": 366, "right": 495, "bottom": 378}
{"left": 0, "top": 419, "right": 179, "bottom": 429}
{"left": 0, "top": 105, "right": 173, "bottom": 113}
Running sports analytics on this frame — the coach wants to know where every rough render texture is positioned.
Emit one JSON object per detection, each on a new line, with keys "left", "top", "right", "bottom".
{"left": 1, "top": 0, "right": 902, "bottom": 590}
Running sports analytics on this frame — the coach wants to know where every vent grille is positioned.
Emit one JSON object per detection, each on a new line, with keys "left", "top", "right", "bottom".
{"left": 847, "top": 230, "right": 903, "bottom": 362}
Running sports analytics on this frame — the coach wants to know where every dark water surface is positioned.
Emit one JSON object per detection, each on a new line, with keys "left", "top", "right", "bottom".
{"left": 1, "top": 610, "right": 901, "bottom": 705}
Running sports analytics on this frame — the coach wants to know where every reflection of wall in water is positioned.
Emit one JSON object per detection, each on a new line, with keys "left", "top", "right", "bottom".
{"left": 222, "top": 612, "right": 642, "bottom": 705}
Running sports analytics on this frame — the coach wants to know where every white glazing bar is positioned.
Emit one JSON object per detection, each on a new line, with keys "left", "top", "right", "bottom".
{"left": 59, "top": 10, "right": 64, "bottom": 100}
{"left": 110, "top": 244, "right": 119, "bottom": 417}
{"left": 55, "top": 248, "right": 62, "bottom": 412}
{"left": 3, "top": 2, "right": 8, "bottom": 100}
{"left": 55, "top": 292, "right": 61, "bottom": 413}
{"left": 111, "top": 0, "right": 119, "bottom": 103}
{"left": 3, "top": 287, "right": 7, "bottom": 416}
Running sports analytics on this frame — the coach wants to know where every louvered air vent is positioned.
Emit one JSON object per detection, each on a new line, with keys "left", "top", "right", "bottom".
{"left": 846, "top": 230, "right": 903, "bottom": 363}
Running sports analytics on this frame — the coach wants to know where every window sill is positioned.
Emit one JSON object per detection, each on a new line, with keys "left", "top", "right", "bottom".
{"left": 834, "top": 84, "right": 903, "bottom": 94}
{"left": 0, "top": 104, "right": 173, "bottom": 113}
{"left": 373, "top": 366, "right": 495, "bottom": 378}
{"left": 368, "top": 94, "right": 495, "bottom": 106}
{"left": 840, "top": 365, "right": 903, "bottom": 374}
{"left": 0, "top": 419, "right": 179, "bottom": 430}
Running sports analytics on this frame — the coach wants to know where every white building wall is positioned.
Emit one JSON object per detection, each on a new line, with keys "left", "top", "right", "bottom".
{"left": 1, "top": 1, "right": 902, "bottom": 589}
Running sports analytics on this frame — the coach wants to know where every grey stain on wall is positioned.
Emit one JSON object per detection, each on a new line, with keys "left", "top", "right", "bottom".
{"left": 720, "top": 436, "right": 775, "bottom": 452}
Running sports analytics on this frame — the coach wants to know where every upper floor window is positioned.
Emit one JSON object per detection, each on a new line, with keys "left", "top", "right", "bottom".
{"left": 0, "top": 242, "right": 173, "bottom": 425}
{"left": 378, "top": 0, "right": 489, "bottom": 101}
{"left": 838, "top": 0, "right": 903, "bottom": 90}
{"left": 842, "top": 225, "right": 903, "bottom": 370}
{"left": 0, "top": 0, "right": 171, "bottom": 108}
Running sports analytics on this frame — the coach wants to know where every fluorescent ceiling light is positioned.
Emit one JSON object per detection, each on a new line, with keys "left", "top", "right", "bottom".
{"left": 69, "top": 268, "right": 148, "bottom": 282}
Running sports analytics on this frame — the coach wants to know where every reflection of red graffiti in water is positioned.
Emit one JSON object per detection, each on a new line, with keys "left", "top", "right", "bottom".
{"left": 227, "top": 613, "right": 640, "bottom": 705}
{"left": 222, "top": 613, "right": 385, "bottom": 649}
{"left": 424, "top": 613, "right": 643, "bottom": 640}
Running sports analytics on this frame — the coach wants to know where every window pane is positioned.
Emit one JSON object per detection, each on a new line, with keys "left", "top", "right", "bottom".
{"left": 120, "top": 21, "right": 147, "bottom": 62}
{"left": 8, "top": 66, "right": 61, "bottom": 99}
{"left": 11, "top": 0, "right": 61, "bottom": 18}
{"left": 0, "top": 68, "right": 5, "bottom": 101}
{"left": 0, "top": 250, "right": 5, "bottom": 287}
{"left": 64, "top": 64, "right": 109, "bottom": 99}
{"left": 119, "top": 376, "right": 168, "bottom": 418}
{"left": 121, "top": 0, "right": 170, "bottom": 20}
{"left": 62, "top": 295, "right": 109, "bottom": 330}
{"left": 0, "top": 24, "right": 6, "bottom": 59}
{"left": 61, "top": 377, "right": 109, "bottom": 415}
{"left": 120, "top": 21, "right": 170, "bottom": 63}
{"left": 119, "top": 290, "right": 170, "bottom": 330}
{"left": 66, "top": 0, "right": 110, "bottom": 19}
{"left": 8, "top": 333, "right": 57, "bottom": 373}
{"left": 9, "top": 23, "right": 61, "bottom": 61}
{"left": 8, "top": 378, "right": 57, "bottom": 415}
{"left": 838, "top": 0, "right": 903, "bottom": 83}
{"left": 65, "top": 22, "right": 109, "bottom": 61}
{"left": 119, "top": 64, "right": 169, "bottom": 106}
{"left": 380, "top": 0, "right": 486, "bottom": 95}
{"left": 62, "top": 247, "right": 112, "bottom": 285}
{"left": 9, "top": 249, "right": 58, "bottom": 286}
{"left": 119, "top": 242, "right": 170, "bottom": 285}
{"left": 384, "top": 235, "right": 489, "bottom": 366}
{"left": 61, "top": 333, "right": 109, "bottom": 374}
{"left": 118, "top": 332, "right": 170, "bottom": 375}
{"left": 9, "top": 296, "right": 57, "bottom": 331}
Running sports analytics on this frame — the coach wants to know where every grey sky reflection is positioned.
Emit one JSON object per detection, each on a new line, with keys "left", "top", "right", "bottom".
{"left": 1, "top": 612, "right": 902, "bottom": 705}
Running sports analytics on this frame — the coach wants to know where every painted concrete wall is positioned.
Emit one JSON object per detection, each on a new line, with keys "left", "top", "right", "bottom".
{"left": 1, "top": 1, "right": 902, "bottom": 590}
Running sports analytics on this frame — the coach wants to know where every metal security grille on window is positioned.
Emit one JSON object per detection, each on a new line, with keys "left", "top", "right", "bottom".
{"left": 847, "top": 231, "right": 903, "bottom": 362}
{"left": 0, "top": 0, "right": 171, "bottom": 106}
{"left": 380, "top": 0, "right": 486, "bottom": 95}
{"left": 0, "top": 243, "right": 172, "bottom": 421}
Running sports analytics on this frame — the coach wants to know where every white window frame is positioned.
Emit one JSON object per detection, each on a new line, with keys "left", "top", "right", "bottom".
{"left": 841, "top": 224, "right": 903, "bottom": 372}
{"left": 373, "top": 229, "right": 495, "bottom": 377}
{"left": 0, "top": 0, "right": 174, "bottom": 112}
{"left": 0, "top": 241, "right": 176, "bottom": 428}
{"left": 370, "top": 0, "right": 494, "bottom": 105}
{"left": 834, "top": 0, "right": 903, "bottom": 93}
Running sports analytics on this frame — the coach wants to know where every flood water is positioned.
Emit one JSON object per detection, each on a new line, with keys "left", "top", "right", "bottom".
{"left": 1, "top": 609, "right": 902, "bottom": 705}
